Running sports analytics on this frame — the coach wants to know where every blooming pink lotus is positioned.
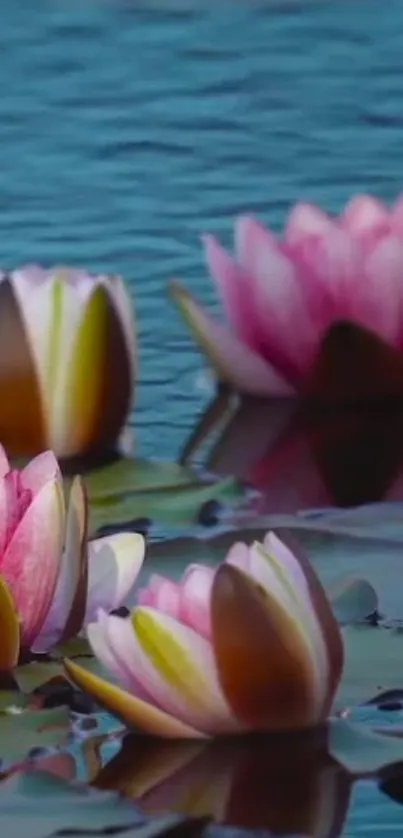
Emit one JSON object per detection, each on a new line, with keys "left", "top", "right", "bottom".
{"left": 65, "top": 532, "right": 343, "bottom": 739}
{"left": 0, "top": 445, "right": 145, "bottom": 670}
{"left": 170, "top": 195, "right": 403, "bottom": 396}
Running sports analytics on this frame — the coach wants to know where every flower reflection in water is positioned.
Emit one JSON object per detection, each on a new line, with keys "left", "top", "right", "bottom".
{"left": 181, "top": 323, "right": 403, "bottom": 513}
{"left": 93, "top": 730, "right": 352, "bottom": 836}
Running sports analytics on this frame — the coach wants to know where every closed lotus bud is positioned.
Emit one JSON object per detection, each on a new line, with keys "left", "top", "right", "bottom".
{"left": 0, "top": 267, "right": 135, "bottom": 459}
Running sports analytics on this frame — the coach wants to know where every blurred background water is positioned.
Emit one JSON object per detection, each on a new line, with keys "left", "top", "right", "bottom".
{"left": 2, "top": 1, "right": 403, "bottom": 833}
{"left": 1, "top": 0, "right": 403, "bottom": 462}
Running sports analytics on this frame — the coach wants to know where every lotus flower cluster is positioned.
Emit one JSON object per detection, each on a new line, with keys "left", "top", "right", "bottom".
{"left": 65, "top": 532, "right": 343, "bottom": 738}
{"left": 0, "top": 267, "right": 135, "bottom": 459}
{"left": 0, "top": 446, "right": 145, "bottom": 669}
{"left": 170, "top": 194, "right": 403, "bottom": 396}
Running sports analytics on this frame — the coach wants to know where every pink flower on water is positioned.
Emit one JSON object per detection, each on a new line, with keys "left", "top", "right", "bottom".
{"left": 169, "top": 195, "right": 403, "bottom": 396}
{"left": 0, "top": 446, "right": 145, "bottom": 668}
{"left": 65, "top": 532, "right": 343, "bottom": 739}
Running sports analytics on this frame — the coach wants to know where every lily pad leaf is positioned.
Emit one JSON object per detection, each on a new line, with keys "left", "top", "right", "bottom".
{"left": 83, "top": 458, "right": 202, "bottom": 501}
{"left": 335, "top": 625, "right": 403, "bottom": 711}
{"left": 0, "top": 770, "right": 150, "bottom": 838}
{"left": 0, "top": 707, "right": 70, "bottom": 764}
{"left": 89, "top": 476, "right": 243, "bottom": 535}
{"left": 329, "top": 718, "right": 403, "bottom": 774}
{"left": 329, "top": 576, "right": 378, "bottom": 624}
{"left": 14, "top": 656, "right": 106, "bottom": 694}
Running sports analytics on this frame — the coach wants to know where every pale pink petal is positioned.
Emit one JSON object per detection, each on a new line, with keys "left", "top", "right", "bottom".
{"left": 169, "top": 280, "right": 294, "bottom": 397}
{"left": 21, "top": 451, "right": 61, "bottom": 496}
{"left": 32, "top": 476, "right": 86, "bottom": 653}
{"left": 233, "top": 217, "right": 316, "bottom": 381}
{"left": 84, "top": 532, "right": 145, "bottom": 623}
{"left": 360, "top": 235, "right": 403, "bottom": 346}
{"left": 391, "top": 194, "right": 403, "bottom": 237}
{"left": 225, "top": 542, "right": 251, "bottom": 573}
{"left": 86, "top": 610, "right": 151, "bottom": 700}
{"left": 284, "top": 203, "right": 336, "bottom": 246}
{"left": 1, "top": 478, "right": 65, "bottom": 647}
{"left": 87, "top": 613, "right": 136, "bottom": 691}
{"left": 341, "top": 194, "right": 391, "bottom": 242}
{"left": 0, "top": 445, "right": 10, "bottom": 478}
{"left": 179, "top": 564, "right": 215, "bottom": 639}
{"left": 203, "top": 234, "right": 259, "bottom": 349}
{"left": 128, "top": 607, "right": 237, "bottom": 734}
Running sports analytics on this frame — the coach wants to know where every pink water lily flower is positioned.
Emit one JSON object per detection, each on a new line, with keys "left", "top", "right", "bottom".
{"left": 65, "top": 532, "right": 343, "bottom": 739}
{"left": 170, "top": 194, "right": 403, "bottom": 396}
{"left": 0, "top": 445, "right": 145, "bottom": 668}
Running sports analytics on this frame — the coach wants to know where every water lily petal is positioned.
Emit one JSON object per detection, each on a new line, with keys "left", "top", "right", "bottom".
{"left": 85, "top": 532, "right": 145, "bottom": 622}
{"left": 233, "top": 217, "right": 316, "bottom": 381}
{"left": 225, "top": 541, "right": 251, "bottom": 573}
{"left": 32, "top": 476, "right": 88, "bottom": 652}
{"left": 61, "top": 283, "right": 132, "bottom": 458}
{"left": 64, "top": 658, "right": 206, "bottom": 739}
{"left": 0, "top": 445, "right": 10, "bottom": 478}
{"left": 101, "top": 612, "right": 157, "bottom": 701}
{"left": 203, "top": 234, "right": 259, "bottom": 349}
{"left": 132, "top": 607, "right": 237, "bottom": 734}
{"left": 0, "top": 277, "right": 47, "bottom": 457}
{"left": 179, "top": 564, "right": 215, "bottom": 639}
{"left": 87, "top": 614, "right": 132, "bottom": 687}
{"left": 21, "top": 450, "right": 61, "bottom": 496}
{"left": 341, "top": 194, "right": 391, "bottom": 241}
{"left": 273, "top": 531, "right": 344, "bottom": 717}
{"left": 284, "top": 203, "right": 336, "bottom": 245}
{"left": 0, "top": 575, "right": 20, "bottom": 669}
{"left": 1, "top": 478, "right": 65, "bottom": 647}
{"left": 211, "top": 564, "right": 321, "bottom": 730}
{"left": 169, "top": 280, "right": 294, "bottom": 397}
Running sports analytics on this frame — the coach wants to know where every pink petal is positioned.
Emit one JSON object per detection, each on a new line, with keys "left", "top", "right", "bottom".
{"left": 203, "top": 235, "right": 259, "bottom": 349}
{"left": 0, "top": 478, "right": 64, "bottom": 647}
{"left": 169, "top": 280, "right": 294, "bottom": 397}
{"left": 359, "top": 235, "right": 403, "bottom": 347}
{"left": 179, "top": 564, "right": 215, "bottom": 639}
{"left": 0, "top": 445, "right": 10, "bottom": 478}
{"left": 391, "top": 194, "right": 403, "bottom": 237}
{"left": 233, "top": 217, "right": 317, "bottom": 381}
{"left": 225, "top": 542, "right": 251, "bottom": 573}
{"left": 84, "top": 532, "right": 145, "bottom": 622}
{"left": 21, "top": 451, "right": 61, "bottom": 496}
{"left": 129, "top": 607, "right": 237, "bottom": 734}
{"left": 88, "top": 610, "right": 154, "bottom": 701}
{"left": 284, "top": 203, "right": 336, "bottom": 246}
{"left": 341, "top": 194, "right": 391, "bottom": 242}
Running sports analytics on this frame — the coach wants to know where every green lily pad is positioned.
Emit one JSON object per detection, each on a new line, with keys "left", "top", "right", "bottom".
{"left": 330, "top": 718, "right": 403, "bottom": 774}
{"left": 336, "top": 625, "right": 403, "bottom": 710}
{"left": 328, "top": 576, "right": 378, "bottom": 623}
{"left": 14, "top": 656, "right": 107, "bottom": 694}
{"left": 0, "top": 691, "right": 26, "bottom": 713}
{"left": 0, "top": 770, "right": 184, "bottom": 838}
{"left": 84, "top": 458, "right": 199, "bottom": 501}
{"left": 0, "top": 707, "right": 70, "bottom": 763}
{"left": 89, "top": 476, "right": 243, "bottom": 534}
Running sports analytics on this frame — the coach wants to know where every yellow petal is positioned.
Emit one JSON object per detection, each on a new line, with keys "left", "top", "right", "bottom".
{"left": 0, "top": 575, "right": 20, "bottom": 670}
{"left": 63, "top": 659, "right": 206, "bottom": 739}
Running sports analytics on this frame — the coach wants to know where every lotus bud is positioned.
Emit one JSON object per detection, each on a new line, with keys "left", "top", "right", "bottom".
{"left": 0, "top": 267, "right": 135, "bottom": 459}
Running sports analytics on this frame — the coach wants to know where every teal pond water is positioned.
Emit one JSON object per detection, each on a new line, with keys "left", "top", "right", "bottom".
{"left": 2, "top": 1, "right": 403, "bottom": 835}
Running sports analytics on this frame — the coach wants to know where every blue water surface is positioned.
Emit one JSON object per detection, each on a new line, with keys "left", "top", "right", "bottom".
{"left": 1, "top": 1, "right": 403, "bottom": 833}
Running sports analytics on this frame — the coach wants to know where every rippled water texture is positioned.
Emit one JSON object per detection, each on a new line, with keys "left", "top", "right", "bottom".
{"left": 2, "top": 1, "right": 403, "bottom": 834}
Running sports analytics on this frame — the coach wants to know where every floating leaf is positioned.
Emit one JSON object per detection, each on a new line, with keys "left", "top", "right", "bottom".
{"left": 14, "top": 656, "right": 107, "bottom": 694}
{"left": 329, "top": 576, "right": 378, "bottom": 624}
{"left": 83, "top": 458, "right": 201, "bottom": 501}
{"left": 330, "top": 719, "right": 403, "bottom": 774}
{"left": 0, "top": 691, "right": 26, "bottom": 714}
{"left": 0, "top": 770, "right": 168, "bottom": 838}
{"left": 89, "top": 477, "right": 243, "bottom": 535}
{"left": 0, "top": 707, "right": 70, "bottom": 763}
{"left": 336, "top": 625, "right": 403, "bottom": 710}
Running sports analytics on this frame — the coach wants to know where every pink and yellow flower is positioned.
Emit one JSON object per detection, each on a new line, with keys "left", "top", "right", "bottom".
{"left": 170, "top": 194, "right": 403, "bottom": 396}
{"left": 0, "top": 445, "right": 145, "bottom": 669}
{"left": 0, "top": 266, "right": 135, "bottom": 459}
{"left": 65, "top": 532, "right": 343, "bottom": 739}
